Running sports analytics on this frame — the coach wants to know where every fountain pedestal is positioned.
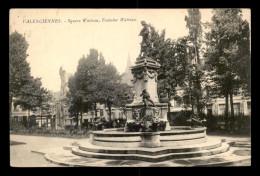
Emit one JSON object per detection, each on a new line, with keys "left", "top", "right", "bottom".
{"left": 140, "top": 132, "right": 160, "bottom": 148}
{"left": 124, "top": 57, "right": 171, "bottom": 132}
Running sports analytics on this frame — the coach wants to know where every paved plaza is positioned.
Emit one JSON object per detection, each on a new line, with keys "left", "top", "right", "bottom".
{"left": 10, "top": 134, "right": 251, "bottom": 167}
{"left": 10, "top": 135, "right": 87, "bottom": 167}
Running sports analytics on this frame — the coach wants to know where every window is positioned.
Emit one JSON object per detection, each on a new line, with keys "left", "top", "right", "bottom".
{"left": 14, "top": 116, "right": 18, "bottom": 122}
{"left": 20, "top": 105, "right": 26, "bottom": 111}
{"left": 240, "top": 102, "right": 244, "bottom": 114}
{"left": 233, "top": 103, "right": 240, "bottom": 115}
{"left": 212, "top": 104, "right": 218, "bottom": 115}
{"left": 219, "top": 104, "right": 225, "bottom": 115}
{"left": 247, "top": 102, "right": 251, "bottom": 116}
{"left": 13, "top": 105, "right": 19, "bottom": 112}
{"left": 112, "top": 112, "right": 115, "bottom": 120}
{"left": 119, "top": 112, "right": 123, "bottom": 119}
{"left": 174, "top": 100, "right": 181, "bottom": 107}
{"left": 23, "top": 116, "right": 27, "bottom": 122}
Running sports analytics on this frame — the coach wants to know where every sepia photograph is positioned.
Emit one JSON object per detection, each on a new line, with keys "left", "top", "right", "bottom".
{"left": 9, "top": 8, "right": 251, "bottom": 167}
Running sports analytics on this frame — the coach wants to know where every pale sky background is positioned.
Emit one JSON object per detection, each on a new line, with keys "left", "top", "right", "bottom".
{"left": 9, "top": 9, "right": 250, "bottom": 92}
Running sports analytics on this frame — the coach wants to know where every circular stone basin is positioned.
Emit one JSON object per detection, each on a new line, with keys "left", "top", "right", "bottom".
{"left": 90, "top": 127, "right": 207, "bottom": 148}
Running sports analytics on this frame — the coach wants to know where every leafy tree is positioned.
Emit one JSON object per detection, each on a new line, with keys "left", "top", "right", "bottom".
{"left": 171, "top": 37, "right": 194, "bottom": 110}
{"left": 138, "top": 20, "right": 205, "bottom": 115}
{"left": 185, "top": 8, "right": 202, "bottom": 64}
{"left": 39, "top": 89, "right": 53, "bottom": 128}
{"left": 182, "top": 9, "right": 205, "bottom": 115}
{"left": 143, "top": 23, "right": 187, "bottom": 110}
{"left": 97, "top": 62, "right": 133, "bottom": 120}
{"left": 77, "top": 49, "right": 102, "bottom": 120}
{"left": 67, "top": 51, "right": 100, "bottom": 127}
{"left": 67, "top": 74, "right": 87, "bottom": 129}
{"left": 67, "top": 49, "right": 133, "bottom": 127}
{"left": 9, "top": 31, "right": 52, "bottom": 128}
{"left": 113, "top": 83, "right": 134, "bottom": 107}
{"left": 205, "top": 9, "right": 250, "bottom": 120}
{"left": 13, "top": 77, "right": 47, "bottom": 129}
{"left": 9, "top": 31, "right": 32, "bottom": 119}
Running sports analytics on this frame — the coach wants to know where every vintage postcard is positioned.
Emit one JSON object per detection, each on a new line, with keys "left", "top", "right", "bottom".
{"left": 9, "top": 9, "right": 251, "bottom": 167}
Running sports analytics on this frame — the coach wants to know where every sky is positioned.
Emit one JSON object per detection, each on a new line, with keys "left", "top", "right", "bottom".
{"left": 9, "top": 9, "right": 250, "bottom": 92}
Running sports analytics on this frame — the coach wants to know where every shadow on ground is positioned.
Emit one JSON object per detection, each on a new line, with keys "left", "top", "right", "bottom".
{"left": 172, "top": 157, "right": 227, "bottom": 165}
{"left": 232, "top": 150, "right": 251, "bottom": 156}
{"left": 10, "top": 141, "right": 26, "bottom": 146}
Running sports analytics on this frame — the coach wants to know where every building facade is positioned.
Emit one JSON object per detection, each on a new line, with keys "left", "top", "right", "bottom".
{"left": 81, "top": 103, "right": 126, "bottom": 123}
{"left": 168, "top": 55, "right": 251, "bottom": 117}
{"left": 10, "top": 97, "right": 56, "bottom": 128}
{"left": 10, "top": 98, "right": 29, "bottom": 123}
{"left": 211, "top": 95, "right": 251, "bottom": 116}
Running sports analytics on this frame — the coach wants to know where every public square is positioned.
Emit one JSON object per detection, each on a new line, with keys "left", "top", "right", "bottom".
{"left": 10, "top": 133, "right": 251, "bottom": 167}
{"left": 10, "top": 9, "right": 251, "bottom": 167}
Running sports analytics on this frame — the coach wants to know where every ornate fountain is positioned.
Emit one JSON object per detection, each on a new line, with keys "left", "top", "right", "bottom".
{"left": 86, "top": 21, "right": 208, "bottom": 149}
{"left": 124, "top": 57, "right": 171, "bottom": 133}
{"left": 44, "top": 21, "right": 234, "bottom": 165}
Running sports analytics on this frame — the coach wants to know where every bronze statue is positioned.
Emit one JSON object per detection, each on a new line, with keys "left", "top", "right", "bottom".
{"left": 139, "top": 21, "right": 150, "bottom": 58}
{"left": 140, "top": 89, "right": 155, "bottom": 108}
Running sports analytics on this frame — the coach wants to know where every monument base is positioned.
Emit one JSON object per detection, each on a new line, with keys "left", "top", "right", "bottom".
{"left": 124, "top": 101, "right": 170, "bottom": 132}
{"left": 140, "top": 132, "right": 160, "bottom": 148}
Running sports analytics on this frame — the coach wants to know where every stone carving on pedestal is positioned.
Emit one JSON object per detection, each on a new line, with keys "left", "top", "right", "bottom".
{"left": 151, "top": 107, "right": 160, "bottom": 118}
{"left": 130, "top": 58, "right": 160, "bottom": 104}
{"left": 133, "top": 108, "right": 141, "bottom": 120}
{"left": 146, "top": 69, "right": 158, "bottom": 82}
{"left": 132, "top": 66, "right": 158, "bottom": 84}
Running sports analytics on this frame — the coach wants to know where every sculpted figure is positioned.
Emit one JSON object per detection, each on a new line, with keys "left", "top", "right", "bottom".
{"left": 139, "top": 21, "right": 150, "bottom": 58}
{"left": 133, "top": 109, "right": 141, "bottom": 120}
{"left": 59, "top": 67, "right": 67, "bottom": 97}
{"left": 140, "top": 89, "right": 156, "bottom": 108}
{"left": 143, "top": 67, "right": 148, "bottom": 82}
{"left": 152, "top": 107, "right": 160, "bottom": 118}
